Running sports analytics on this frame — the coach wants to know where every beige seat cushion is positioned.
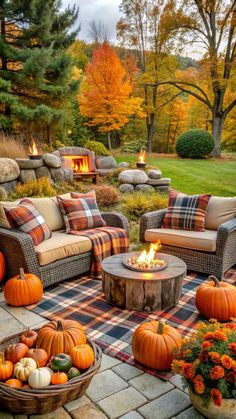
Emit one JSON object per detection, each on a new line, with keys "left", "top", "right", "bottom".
{"left": 145, "top": 228, "right": 217, "bottom": 253}
{"left": 205, "top": 196, "right": 236, "bottom": 230}
{"left": 34, "top": 231, "right": 92, "bottom": 266}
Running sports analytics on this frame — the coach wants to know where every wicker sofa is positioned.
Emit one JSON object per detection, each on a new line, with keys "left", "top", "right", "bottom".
{"left": 0, "top": 194, "right": 129, "bottom": 288}
{"left": 140, "top": 196, "right": 236, "bottom": 278}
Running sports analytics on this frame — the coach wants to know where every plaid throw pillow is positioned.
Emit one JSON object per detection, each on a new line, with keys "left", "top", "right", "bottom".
{"left": 4, "top": 199, "right": 51, "bottom": 245}
{"left": 57, "top": 196, "right": 106, "bottom": 232}
{"left": 162, "top": 189, "right": 211, "bottom": 231}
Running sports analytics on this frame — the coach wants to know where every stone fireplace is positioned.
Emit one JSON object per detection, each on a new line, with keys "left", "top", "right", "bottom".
{"left": 58, "top": 147, "right": 96, "bottom": 174}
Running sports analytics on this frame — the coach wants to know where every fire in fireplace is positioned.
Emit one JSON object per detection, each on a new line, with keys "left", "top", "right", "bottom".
{"left": 63, "top": 155, "right": 90, "bottom": 173}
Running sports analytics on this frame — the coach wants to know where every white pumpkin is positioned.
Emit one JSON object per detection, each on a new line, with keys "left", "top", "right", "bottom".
{"left": 28, "top": 367, "right": 51, "bottom": 389}
{"left": 14, "top": 357, "right": 37, "bottom": 381}
{"left": 44, "top": 367, "right": 54, "bottom": 377}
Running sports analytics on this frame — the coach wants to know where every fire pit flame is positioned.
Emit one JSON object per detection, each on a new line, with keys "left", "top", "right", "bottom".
{"left": 138, "top": 149, "right": 146, "bottom": 164}
{"left": 29, "top": 140, "right": 39, "bottom": 156}
{"left": 125, "top": 241, "right": 167, "bottom": 272}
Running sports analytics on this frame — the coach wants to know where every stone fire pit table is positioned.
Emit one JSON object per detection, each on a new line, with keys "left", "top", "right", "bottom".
{"left": 102, "top": 253, "right": 187, "bottom": 312}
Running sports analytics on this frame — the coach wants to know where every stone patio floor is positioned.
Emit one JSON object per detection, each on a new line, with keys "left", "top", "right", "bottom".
{"left": 0, "top": 290, "right": 205, "bottom": 419}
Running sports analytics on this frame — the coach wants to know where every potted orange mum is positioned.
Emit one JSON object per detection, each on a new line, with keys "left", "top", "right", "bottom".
{"left": 172, "top": 320, "right": 236, "bottom": 419}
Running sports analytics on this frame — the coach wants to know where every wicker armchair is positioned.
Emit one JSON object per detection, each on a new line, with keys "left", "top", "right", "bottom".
{"left": 0, "top": 212, "right": 129, "bottom": 288}
{"left": 140, "top": 209, "right": 236, "bottom": 278}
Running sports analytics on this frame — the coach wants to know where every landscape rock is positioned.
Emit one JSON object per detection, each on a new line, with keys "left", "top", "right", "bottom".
{"left": 96, "top": 168, "right": 114, "bottom": 176}
{"left": 0, "top": 187, "right": 8, "bottom": 200}
{"left": 135, "top": 184, "right": 155, "bottom": 192}
{"left": 118, "top": 162, "right": 129, "bottom": 168}
{"left": 154, "top": 178, "right": 171, "bottom": 186}
{"left": 52, "top": 150, "right": 61, "bottom": 158}
{"left": 16, "top": 158, "right": 43, "bottom": 169}
{"left": 50, "top": 168, "right": 65, "bottom": 182}
{"left": 155, "top": 186, "right": 170, "bottom": 194}
{"left": 0, "top": 180, "right": 17, "bottom": 193}
{"left": 35, "top": 166, "right": 52, "bottom": 180}
{"left": 63, "top": 168, "right": 73, "bottom": 181}
{"left": 119, "top": 169, "right": 148, "bottom": 185}
{"left": 147, "top": 169, "right": 162, "bottom": 179}
{"left": 43, "top": 153, "right": 62, "bottom": 168}
{"left": 95, "top": 156, "right": 117, "bottom": 169}
{"left": 0, "top": 158, "right": 20, "bottom": 183}
{"left": 147, "top": 178, "right": 166, "bottom": 186}
{"left": 19, "top": 169, "right": 36, "bottom": 183}
{"left": 119, "top": 184, "right": 135, "bottom": 193}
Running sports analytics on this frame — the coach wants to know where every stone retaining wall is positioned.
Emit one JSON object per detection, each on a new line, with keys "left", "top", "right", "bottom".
{"left": 119, "top": 169, "right": 171, "bottom": 193}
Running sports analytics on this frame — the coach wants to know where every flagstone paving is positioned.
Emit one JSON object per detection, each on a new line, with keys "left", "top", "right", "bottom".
{"left": 0, "top": 292, "right": 205, "bottom": 419}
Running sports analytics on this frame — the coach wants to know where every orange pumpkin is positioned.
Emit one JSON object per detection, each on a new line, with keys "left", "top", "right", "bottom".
{"left": 4, "top": 268, "right": 43, "bottom": 306}
{"left": 0, "top": 353, "right": 13, "bottom": 381}
{"left": 20, "top": 329, "right": 38, "bottom": 348}
{"left": 51, "top": 372, "right": 68, "bottom": 385}
{"left": 5, "top": 378, "right": 23, "bottom": 388}
{"left": 5, "top": 343, "right": 29, "bottom": 364}
{"left": 70, "top": 344, "right": 95, "bottom": 370}
{"left": 26, "top": 348, "right": 48, "bottom": 367}
{"left": 0, "top": 252, "right": 6, "bottom": 283}
{"left": 36, "top": 319, "right": 86, "bottom": 358}
{"left": 195, "top": 275, "right": 236, "bottom": 321}
{"left": 132, "top": 320, "right": 182, "bottom": 370}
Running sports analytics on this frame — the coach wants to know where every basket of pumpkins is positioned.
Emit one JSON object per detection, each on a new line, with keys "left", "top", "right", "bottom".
{"left": 0, "top": 319, "right": 102, "bottom": 414}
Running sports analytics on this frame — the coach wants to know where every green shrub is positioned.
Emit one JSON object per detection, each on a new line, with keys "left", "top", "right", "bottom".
{"left": 85, "top": 140, "right": 109, "bottom": 156}
{"left": 176, "top": 129, "right": 214, "bottom": 158}
{"left": 123, "top": 192, "right": 168, "bottom": 220}
{"left": 11, "top": 177, "right": 56, "bottom": 199}
{"left": 121, "top": 138, "right": 147, "bottom": 153}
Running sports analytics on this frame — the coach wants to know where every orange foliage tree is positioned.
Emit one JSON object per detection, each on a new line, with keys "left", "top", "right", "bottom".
{"left": 78, "top": 42, "right": 144, "bottom": 150}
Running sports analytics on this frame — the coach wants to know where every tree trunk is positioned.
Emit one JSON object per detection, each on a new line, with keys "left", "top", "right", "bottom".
{"left": 107, "top": 132, "right": 112, "bottom": 151}
{"left": 147, "top": 113, "right": 155, "bottom": 153}
{"left": 212, "top": 115, "right": 224, "bottom": 157}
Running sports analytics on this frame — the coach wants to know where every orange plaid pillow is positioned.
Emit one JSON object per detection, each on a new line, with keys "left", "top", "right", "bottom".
{"left": 4, "top": 199, "right": 51, "bottom": 245}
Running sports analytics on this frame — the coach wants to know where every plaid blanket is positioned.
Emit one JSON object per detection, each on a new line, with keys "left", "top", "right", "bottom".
{"left": 70, "top": 226, "right": 129, "bottom": 277}
{"left": 26, "top": 268, "right": 236, "bottom": 380}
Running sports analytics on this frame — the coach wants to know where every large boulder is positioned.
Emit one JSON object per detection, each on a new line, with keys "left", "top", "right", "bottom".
{"left": 0, "top": 158, "right": 20, "bottom": 183}
{"left": 135, "top": 184, "right": 155, "bottom": 192}
{"left": 0, "top": 187, "right": 8, "bottom": 200}
{"left": 118, "top": 162, "right": 129, "bottom": 168}
{"left": 35, "top": 166, "right": 52, "bottom": 180}
{"left": 147, "top": 169, "right": 162, "bottom": 179}
{"left": 50, "top": 168, "right": 65, "bottom": 182}
{"left": 16, "top": 158, "right": 43, "bottom": 169}
{"left": 43, "top": 153, "right": 62, "bottom": 168}
{"left": 119, "top": 169, "right": 148, "bottom": 185}
{"left": 0, "top": 180, "right": 17, "bottom": 193}
{"left": 95, "top": 156, "right": 117, "bottom": 169}
{"left": 119, "top": 183, "right": 134, "bottom": 193}
{"left": 19, "top": 170, "right": 36, "bottom": 183}
{"left": 63, "top": 168, "right": 73, "bottom": 182}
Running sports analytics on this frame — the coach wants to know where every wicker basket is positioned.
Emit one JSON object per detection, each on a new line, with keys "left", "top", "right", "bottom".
{"left": 0, "top": 329, "right": 102, "bottom": 414}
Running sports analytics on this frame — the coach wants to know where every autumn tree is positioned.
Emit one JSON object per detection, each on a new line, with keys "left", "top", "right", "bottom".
{"left": 155, "top": 0, "right": 236, "bottom": 156}
{"left": 78, "top": 42, "right": 144, "bottom": 150}
{"left": 0, "top": 0, "right": 79, "bottom": 140}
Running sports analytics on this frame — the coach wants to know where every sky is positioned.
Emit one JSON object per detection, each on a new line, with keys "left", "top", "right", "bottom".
{"left": 62, "top": 0, "right": 121, "bottom": 43}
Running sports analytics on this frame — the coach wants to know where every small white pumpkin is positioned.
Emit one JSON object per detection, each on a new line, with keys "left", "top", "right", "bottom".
{"left": 28, "top": 367, "right": 51, "bottom": 388}
{"left": 44, "top": 367, "right": 54, "bottom": 377}
{"left": 14, "top": 357, "right": 37, "bottom": 381}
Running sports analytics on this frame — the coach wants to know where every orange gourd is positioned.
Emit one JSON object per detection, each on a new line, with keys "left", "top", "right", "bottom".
{"left": 0, "top": 353, "right": 13, "bottom": 381}
{"left": 195, "top": 275, "right": 236, "bottom": 321}
{"left": 4, "top": 268, "right": 43, "bottom": 306}
{"left": 26, "top": 348, "right": 48, "bottom": 367}
{"left": 5, "top": 378, "right": 23, "bottom": 388}
{"left": 70, "top": 344, "right": 95, "bottom": 370}
{"left": 36, "top": 319, "right": 86, "bottom": 358}
{"left": 0, "top": 252, "right": 6, "bottom": 283}
{"left": 20, "top": 329, "right": 38, "bottom": 348}
{"left": 132, "top": 320, "right": 182, "bottom": 370}
{"left": 51, "top": 372, "right": 68, "bottom": 385}
{"left": 5, "top": 343, "right": 29, "bottom": 364}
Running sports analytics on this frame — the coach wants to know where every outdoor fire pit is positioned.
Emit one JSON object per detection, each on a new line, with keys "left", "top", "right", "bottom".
{"left": 136, "top": 149, "right": 147, "bottom": 169}
{"left": 28, "top": 140, "right": 42, "bottom": 160}
{"left": 122, "top": 242, "right": 168, "bottom": 272}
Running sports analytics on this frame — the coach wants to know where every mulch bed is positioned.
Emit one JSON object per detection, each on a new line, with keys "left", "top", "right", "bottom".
{"left": 26, "top": 268, "right": 236, "bottom": 380}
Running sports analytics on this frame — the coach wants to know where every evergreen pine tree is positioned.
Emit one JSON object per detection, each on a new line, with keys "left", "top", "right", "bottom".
{"left": 0, "top": 0, "right": 79, "bottom": 140}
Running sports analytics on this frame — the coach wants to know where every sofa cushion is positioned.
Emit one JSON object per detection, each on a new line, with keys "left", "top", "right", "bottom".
{"left": 145, "top": 228, "right": 217, "bottom": 252}
{"left": 0, "top": 200, "right": 19, "bottom": 228}
{"left": 162, "top": 189, "right": 211, "bottom": 231}
{"left": 4, "top": 199, "right": 52, "bottom": 245}
{"left": 34, "top": 231, "right": 92, "bottom": 266}
{"left": 205, "top": 196, "right": 236, "bottom": 230}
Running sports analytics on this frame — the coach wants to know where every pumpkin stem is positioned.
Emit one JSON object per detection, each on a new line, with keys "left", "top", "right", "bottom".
{"left": 0, "top": 352, "right": 5, "bottom": 364}
{"left": 57, "top": 320, "right": 64, "bottom": 331}
{"left": 19, "top": 268, "right": 26, "bottom": 280}
{"left": 157, "top": 321, "right": 165, "bottom": 334}
{"left": 209, "top": 275, "right": 220, "bottom": 287}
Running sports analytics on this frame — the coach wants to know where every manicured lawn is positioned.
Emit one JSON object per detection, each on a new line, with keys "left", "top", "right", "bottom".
{"left": 114, "top": 153, "right": 236, "bottom": 197}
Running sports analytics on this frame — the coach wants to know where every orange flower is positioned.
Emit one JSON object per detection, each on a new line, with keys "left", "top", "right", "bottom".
{"left": 209, "top": 318, "right": 218, "bottom": 323}
{"left": 194, "top": 374, "right": 204, "bottom": 383}
{"left": 194, "top": 380, "right": 205, "bottom": 395}
{"left": 221, "top": 355, "right": 233, "bottom": 369}
{"left": 171, "top": 360, "right": 185, "bottom": 374}
{"left": 208, "top": 352, "right": 221, "bottom": 364}
{"left": 204, "top": 332, "right": 214, "bottom": 341}
{"left": 183, "top": 362, "right": 195, "bottom": 379}
{"left": 226, "top": 371, "right": 236, "bottom": 383}
{"left": 210, "top": 365, "right": 225, "bottom": 380}
{"left": 228, "top": 342, "right": 236, "bottom": 354}
{"left": 212, "top": 331, "right": 228, "bottom": 341}
{"left": 193, "top": 359, "right": 200, "bottom": 368}
{"left": 210, "top": 388, "right": 223, "bottom": 406}
{"left": 201, "top": 341, "right": 212, "bottom": 350}
{"left": 198, "top": 350, "right": 209, "bottom": 363}
{"left": 231, "top": 360, "right": 236, "bottom": 372}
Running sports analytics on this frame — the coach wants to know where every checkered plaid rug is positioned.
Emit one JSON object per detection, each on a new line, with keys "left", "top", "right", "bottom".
{"left": 26, "top": 268, "right": 236, "bottom": 380}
